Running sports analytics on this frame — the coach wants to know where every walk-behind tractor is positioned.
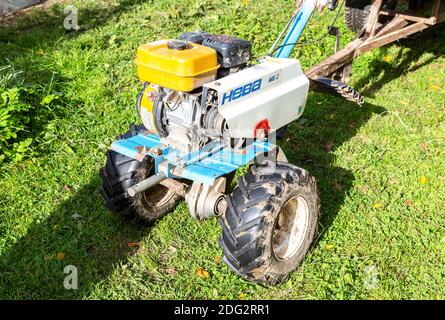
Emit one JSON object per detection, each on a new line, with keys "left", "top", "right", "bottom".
{"left": 100, "top": 0, "right": 445, "bottom": 284}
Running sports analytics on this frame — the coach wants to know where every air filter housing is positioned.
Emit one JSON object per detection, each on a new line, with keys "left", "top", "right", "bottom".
{"left": 179, "top": 32, "right": 252, "bottom": 68}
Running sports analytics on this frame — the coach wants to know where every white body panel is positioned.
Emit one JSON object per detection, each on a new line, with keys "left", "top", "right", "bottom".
{"left": 204, "top": 57, "right": 309, "bottom": 138}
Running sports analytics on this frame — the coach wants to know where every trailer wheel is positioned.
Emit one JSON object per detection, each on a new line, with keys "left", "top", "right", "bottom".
{"left": 219, "top": 161, "right": 320, "bottom": 285}
{"left": 345, "top": 5, "right": 370, "bottom": 34}
{"left": 100, "top": 124, "right": 181, "bottom": 224}
{"left": 345, "top": 0, "right": 398, "bottom": 34}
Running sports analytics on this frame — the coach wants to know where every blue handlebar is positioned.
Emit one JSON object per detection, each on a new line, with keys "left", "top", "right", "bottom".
{"left": 275, "top": 0, "right": 317, "bottom": 58}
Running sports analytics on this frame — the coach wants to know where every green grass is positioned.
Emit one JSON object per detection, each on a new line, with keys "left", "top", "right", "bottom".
{"left": 0, "top": 0, "right": 444, "bottom": 299}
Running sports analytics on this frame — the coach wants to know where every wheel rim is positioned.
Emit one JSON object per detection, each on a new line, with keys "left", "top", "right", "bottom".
{"left": 142, "top": 184, "right": 175, "bottom": 208}
{"left": 272, "top": 196, "right": 310, "bottom": 261}
{"left": 140, "top": 164, "right": 176, "bottom": 209}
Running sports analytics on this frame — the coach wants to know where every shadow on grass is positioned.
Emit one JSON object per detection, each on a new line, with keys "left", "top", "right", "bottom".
{"left": 4, "top": 0, "right": 444, "bottom": 298}
{"left": 0, "top": 0, "right": 154, "bottom": 165}
{"left": 0, "top": 5, "right": 162, "bottom": 290}
{"left": 353, "top": 24, "right": 445, "bottom": 97}
{"left": 0, "top": 96, "right": 385, "bottom": 299}
{"left": 0, "top": 0, "right": 151, "bottom": 34}
{"left": 285, "top": 25, "right": 445, "bottom": 236}
{"left": 280, "top": 96, "right": 385, "bottom": 237}
{"left": 0, "top": 175, "right": 149, "bottom": 299}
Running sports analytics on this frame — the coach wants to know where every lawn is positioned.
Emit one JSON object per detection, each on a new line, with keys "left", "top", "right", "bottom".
{"left": 0, "top": 0, "right": 444, "bottom": 299}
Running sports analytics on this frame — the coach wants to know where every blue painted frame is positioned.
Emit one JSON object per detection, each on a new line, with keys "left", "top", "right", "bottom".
{"left": 275, "top": 0, "right": 317, "bottom": 59}
{"left": 110, "top": 133, "right": 275, "bottom": 185}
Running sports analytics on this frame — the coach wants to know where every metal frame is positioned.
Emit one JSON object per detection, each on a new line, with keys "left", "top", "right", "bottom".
{"left": 274, "top": 0, "right": 319, "bottom": 58}
{"left": 306, "top": 0, "right": 444, "bottom": 82}
{"left": 110, "top": 131, "right": 275, "bottom": 186}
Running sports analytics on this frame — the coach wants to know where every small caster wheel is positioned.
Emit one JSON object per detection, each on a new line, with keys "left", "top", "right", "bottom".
{"left": 219, "top": 161, "right": 320, "bottom": 285}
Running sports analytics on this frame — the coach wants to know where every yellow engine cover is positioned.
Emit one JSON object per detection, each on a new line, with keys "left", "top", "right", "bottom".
{"left": 135, "top": 40, "right": 219, "bottom": 92}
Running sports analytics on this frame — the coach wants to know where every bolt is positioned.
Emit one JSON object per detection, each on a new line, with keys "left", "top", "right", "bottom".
{"left": 216, "top": 197, "right": 228, "bottom": 216}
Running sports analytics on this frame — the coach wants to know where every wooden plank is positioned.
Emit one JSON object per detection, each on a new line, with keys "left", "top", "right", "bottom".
{"left": 365, "top": 0, "right": 383, "bottom": 36}
{"left": 357, "top": 22, "right": 429, "bottom": 54}
{"left": 306, "top": 21, "right": 430, "bottom": 79}
{"left": 379, "top": 9, "right": 437, "bottom": 24}
{"left": 305, "top": 38, "right": 364, "bottom": 78}
{"left": 305, "top": 0, "right": 444, "bottom": 80}
{"left": 376, "top": 16, "right": 409, "bottom": 36}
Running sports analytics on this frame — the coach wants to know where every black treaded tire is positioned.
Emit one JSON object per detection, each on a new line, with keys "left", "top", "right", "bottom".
{"left": 345, "top": 0, "right": 399, "bottom": 34}
{"left": 100, "top": 124, "right": 181, "bottom": 224}
{"left": 219, "top": 161, "right": 320, "bottom": 285}
{"left": 345, "top": 5, "right": 370, "bottom": 34}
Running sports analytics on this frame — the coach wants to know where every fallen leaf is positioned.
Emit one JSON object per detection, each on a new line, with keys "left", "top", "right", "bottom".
{"left": 325, "top": 243, "right": 335, "bottom": 251}
{"left": 167, "top": 245, "right": 177, "bottom": 254}
{"left": 431, "top": 84, "right": 441, "bottom": 91}
{"left": 128, "top": 242, "right": 140, "bottom": 248}
{"left": 44, "top": 255, "right": 53, "bottom": 261}
{"left": 56, "top": 252, "right": 65, "bottom": 261}
{"left": 214, "top": 255, "right": 222, "bottom": 264}
{"left": 373, "top": 203, "right": 383, "bottom": 209}
{"left": 419, "top": 143, "right": 429, "bottom": 151}
{"left": 195, "top": 267, "right": 210, "bottom": 279}
{"left": 239, "top": 293, "right": 247, "bottom": 300}
{"left": 324, "top": 143, "right": 333, "bottom": 152}
{"left": 404, "top": 199, "right": 420, "bottom": 212}
{"left": 164, "top": 267, "right": 177, "bottom": 275}
{"left": 419, "top": 176, "right": 427, "bottom": 184}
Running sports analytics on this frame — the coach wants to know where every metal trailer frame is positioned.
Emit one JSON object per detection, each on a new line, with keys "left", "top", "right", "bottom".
{"left": 306, "top": 0, "right": 445, "bottom": 83}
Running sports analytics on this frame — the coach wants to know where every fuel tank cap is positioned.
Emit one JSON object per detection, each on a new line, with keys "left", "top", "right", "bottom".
{"left": 167, "top": 40, "right": 190, "bottom": 50}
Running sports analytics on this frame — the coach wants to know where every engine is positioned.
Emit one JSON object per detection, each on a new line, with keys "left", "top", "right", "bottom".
{"left": 134, "top": 32, "right": 309, "bottom": 154}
